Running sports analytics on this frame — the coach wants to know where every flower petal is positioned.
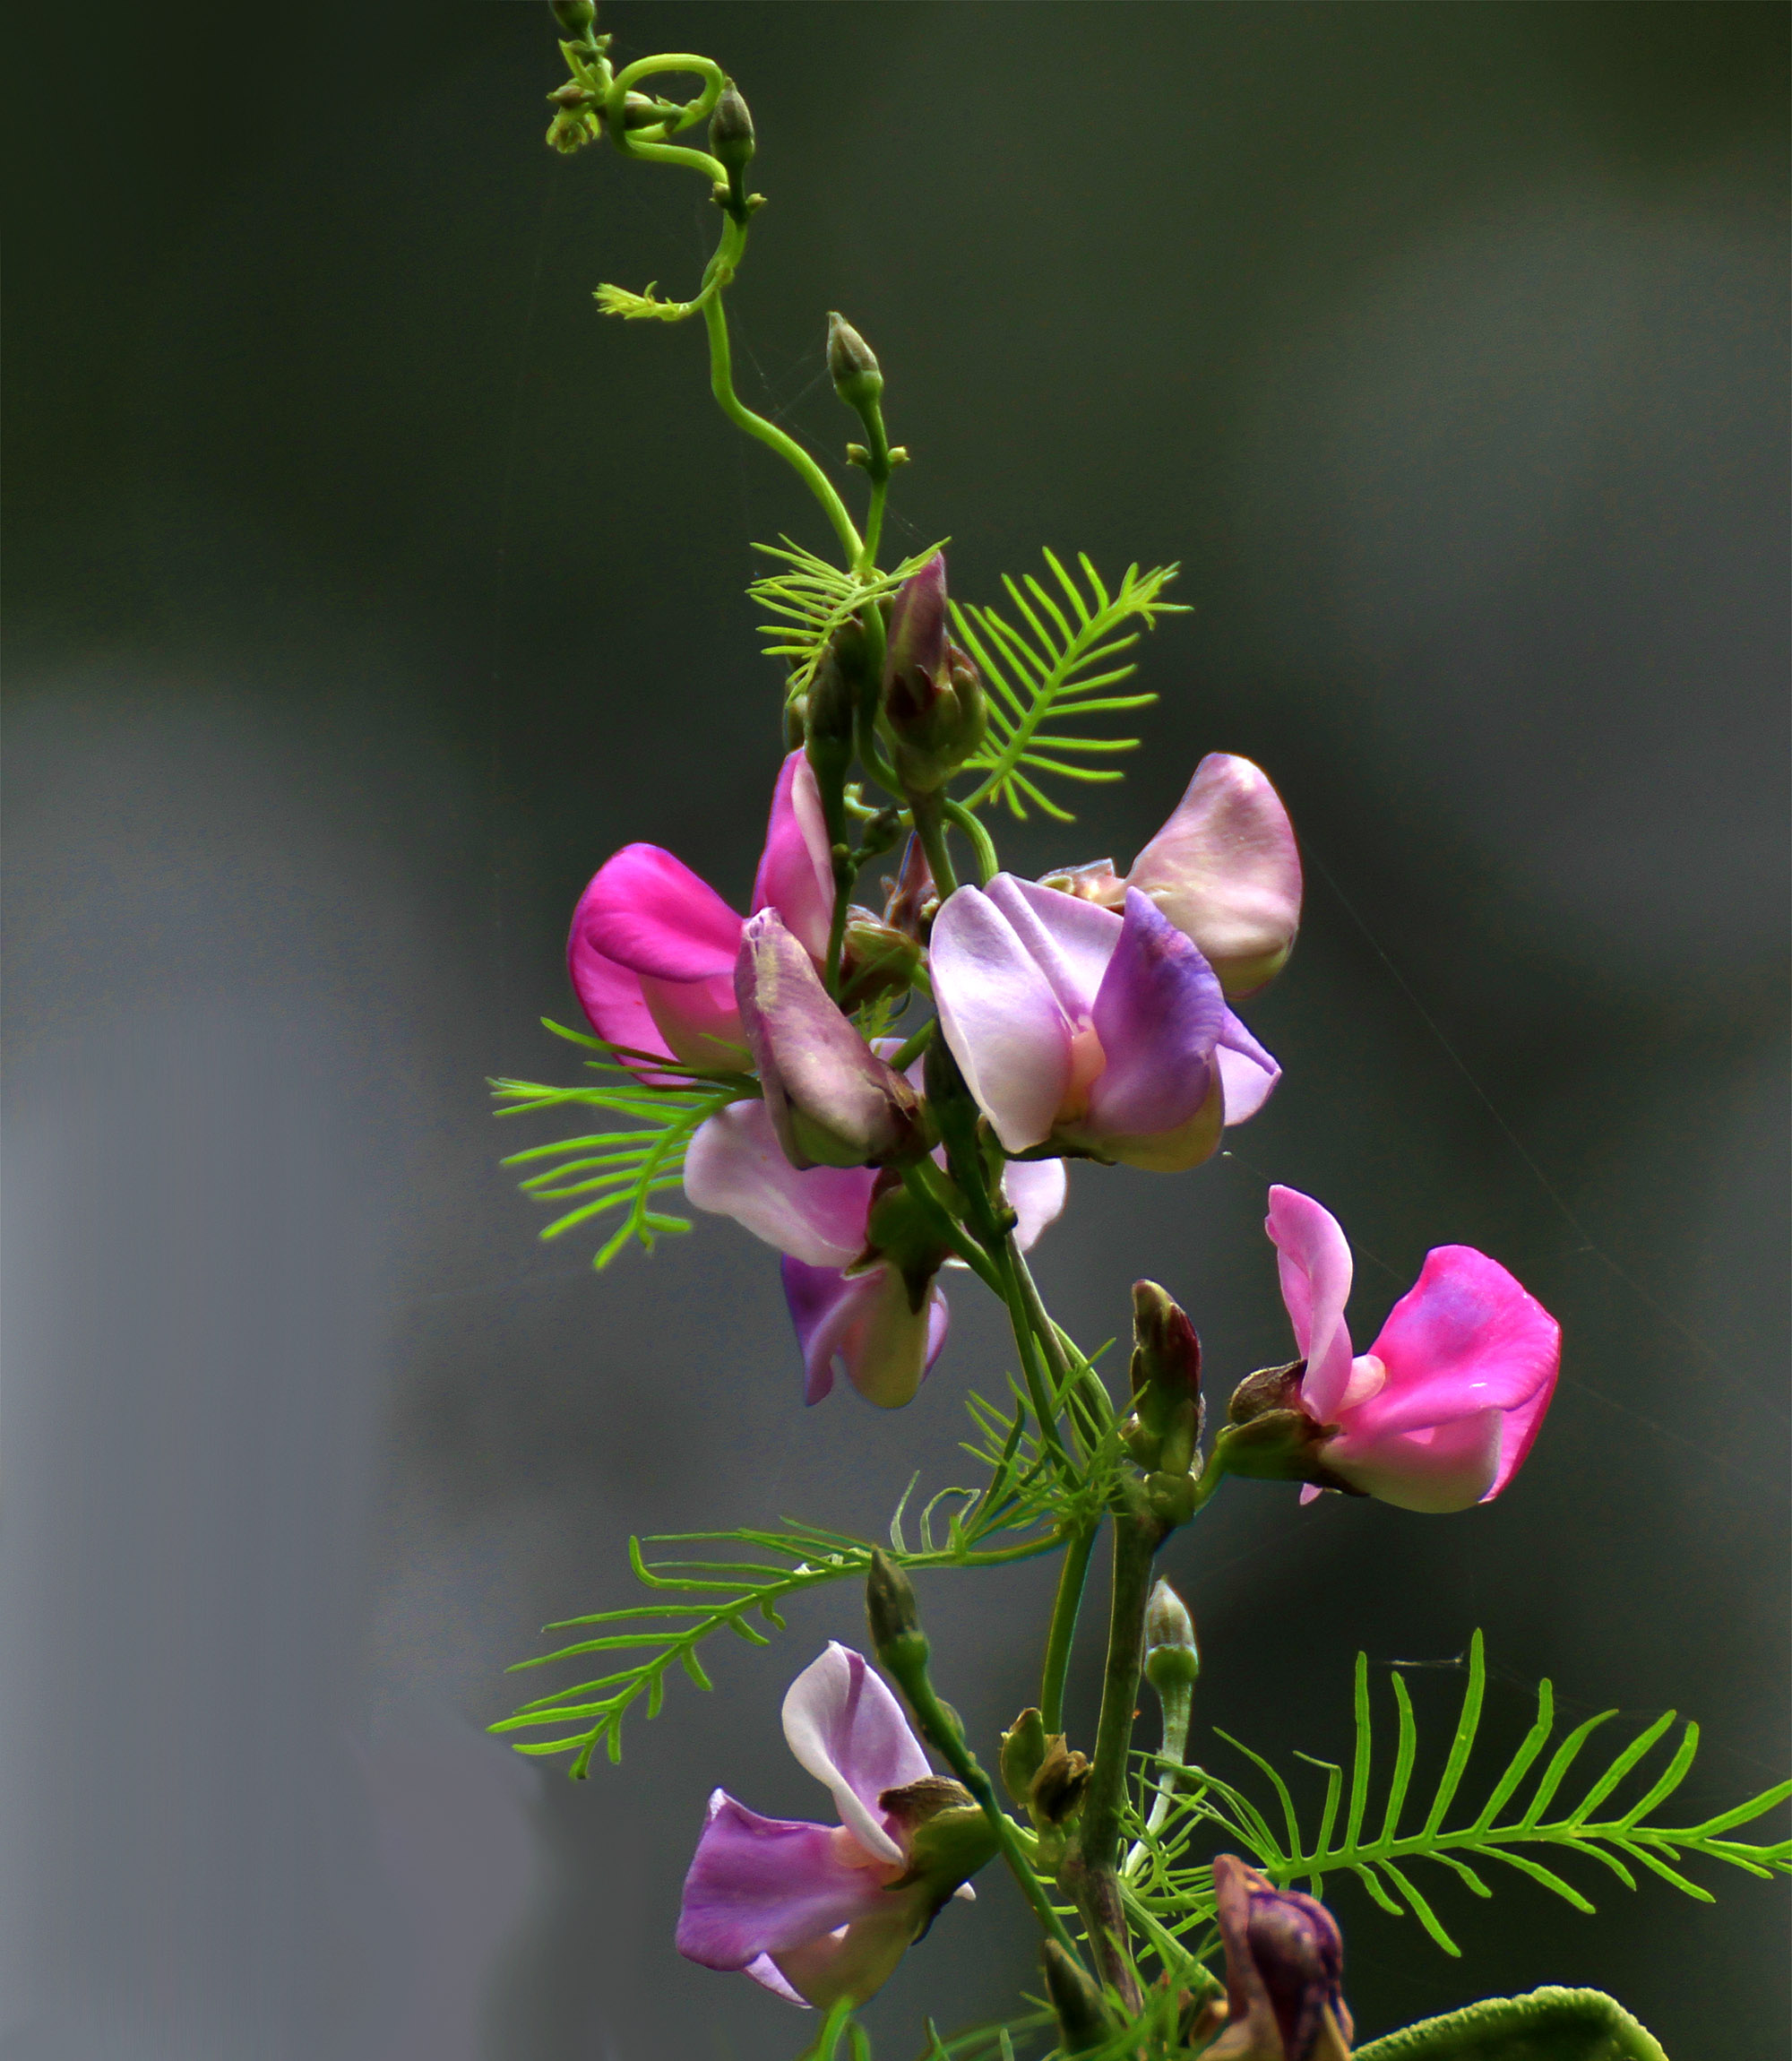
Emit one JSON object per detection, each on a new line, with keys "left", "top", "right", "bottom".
{"left": 782, "top": 1643, "right": 933, "bottom": 1866}
{"left": 767, "top": 1897, "right": 930, "bottom": 2011}
{"left": 574, "top": 842, "right": 744, "bottom": 981}
{"left": 753, "top": 752, "right": 837, "bottom": 964}
{"left": 738, "top": 910, "right": 920, "bottom": 1168}
{"left": 1216, "top": 1012, "right": 1281, "bottom": 1125}
{"left": 930, "top": 884, "right": 1075, "bottom": 1153}
{"left": 781, "top": 1260, "right": 948, "bottom": 1410}
{"left": 1127, "top": 754, "right": 1303, "bottom": 999}
{"left": 1264, "top": 1186, "right": 1357, "bottom": 1420}
{"left": 1003, "top": 1157, "right": 1068, "bottom": 1252}
{"left": 986, "top": 875, "right": 1121, "bottom": 1022}
{"left": 1354, "top": 1246, "right": 1561, "bottom": 1443}
{"left": 685, "top": 1103, "right": 872, "bottom": 1268}
{"left": 675, "top": 1789, "right": 893, "bottom": 1973}
{"left": 564, "top": 931, "right": 673, "bottom": 1061}
{"left": 1083, "top": 888, "right": 1227, "bottom": 1142}
{"left": 1324, "top": 1410, "right": 1505, "bottom": 1513}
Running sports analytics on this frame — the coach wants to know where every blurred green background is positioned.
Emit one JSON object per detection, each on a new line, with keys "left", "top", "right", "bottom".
{"left": 4, "top": 4, "right": 1787, "bottom": 2057}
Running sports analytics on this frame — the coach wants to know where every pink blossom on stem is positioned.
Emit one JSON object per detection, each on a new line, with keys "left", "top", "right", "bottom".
{"left": 1040, "top": 754, "right": 1302, "bottom": 1000}
{"left": 929, "top": 875, "right": 1279, "bottom": 1171}
{"left": 684, "top": 1096, "right": 1065, "bottom": 1407}
{"left": 566, "top": 751, "right": 833, "bottom": 1071}
{"left": 676, "top": 1644, "right": 988, "bottom": 2009}
{"left": 1264, "top": 1186, "right": 1560, "bottom": 1513}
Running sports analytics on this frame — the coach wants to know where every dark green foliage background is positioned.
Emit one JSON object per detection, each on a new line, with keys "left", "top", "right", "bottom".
{"left": 4, "top": 4, "right": 1786, "bottom": 2057}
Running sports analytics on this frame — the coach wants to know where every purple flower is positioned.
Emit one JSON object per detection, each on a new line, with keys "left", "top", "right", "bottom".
{"left": 676, "top": 1644, "right": 989, "bottom": 2009}
{"left": 1038, "top": 754, "right": 1302, "bottom": 1001}
{"left": 928, "top": 875, "right": 1279, "bottom": 1171}
{"left": 684, "top": 1092, "right": 1065, "bottom": 1407}
{"left": 566, "top": 751, "right": 832, "bottom": 1072}
{"left": 1266, "top": 1186, "right": 1560, "bottom": 1513}
{"left": 1206, "top": 1854, "right": 1353, "bottom": 2060}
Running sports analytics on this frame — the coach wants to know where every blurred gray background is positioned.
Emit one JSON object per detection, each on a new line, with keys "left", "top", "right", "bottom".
{"left": 4, "top": 4, "right": 1787, "bottom": 2056}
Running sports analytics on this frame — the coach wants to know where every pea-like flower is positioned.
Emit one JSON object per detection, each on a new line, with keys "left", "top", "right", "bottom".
{"left": 1257, "top": 1185, "right": 1560, "bottom": 1513}
{"left": 1038, "top": 753, "right": 1302, "bottom": 1000}
{"left": 676, "top": 1644, "right": 995, "bottom": 2009}
{"left": 567, "top": 751, "right": 832, "bottom": 1071}
{"left": 1206, "top": 1855, "right": 1353, "bottom": 2060}
{"left": 685, "top": 1094, "right": 1065, "bottom": 1407}
{"left": 929, "top": 875, "right": 1279, "bottom": 1171}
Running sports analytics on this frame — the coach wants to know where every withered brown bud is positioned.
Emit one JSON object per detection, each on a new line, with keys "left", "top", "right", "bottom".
{"left": 1029, "top": 1735, "right": 1093, "bottom": 1824}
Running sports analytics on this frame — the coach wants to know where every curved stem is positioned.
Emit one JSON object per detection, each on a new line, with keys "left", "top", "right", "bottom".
{"left": 1038, "top": 1520, "right": 1098, "bottom": 1736}
{"left": 861, "top": 474, "right": 889, "bottom": 573}
{"left": 900, "top": 1160, "right": 1001, "bottom": 1294}
{"left": 610, "top": 52, "right": 725, "bottom": 118}
{"left": 943, "top": 797, "right": 999, "bottom": 885}
{"left": 699, "top": 229, "right": 862, "bottom": 564}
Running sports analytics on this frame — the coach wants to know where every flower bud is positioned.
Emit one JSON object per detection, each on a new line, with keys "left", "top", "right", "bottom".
{"left": 1124, "top": 1281, "right": 1204, "bottom": 1478}
{"left": 827, "top": 312, "right": 883, "bottom": 413}
{"left": 1042, "top": 1941, "right": 1115, "bottom": 2055}
{"left": 998, "top": 1707, "right": 1049, "bottom": 1807}
{"left": 838, "top": 912, "right": 925, "bottom": 1009}
{"left": 882, "top": 557, "right": 986, "bottom": 792}
{"left": 550, "top": 0, "right": 598, "bottom": 36}
{"left": 882, "top": 832, "right": 936, "bottom": 941}
{"left": 1143, "top": 1578, "right": 1201, "bottom": 1700}
{"left": 708, "top": 81, "right": 755, "bottom": 174}
{"left": 1028, "top": 1736, "right": 1092, "bottom": 1825}
{"left": 1207, "top": 1855, "right": 1353, "bottom": 2061}
{"left": 736, "top": 910, "right": 922, "bottom": 1169}
{"left": 884, "top": 1788, "right": 998, "bottom": 1901}
{"left": 865, "top": 1548, "right": 929, "bottom": 1677}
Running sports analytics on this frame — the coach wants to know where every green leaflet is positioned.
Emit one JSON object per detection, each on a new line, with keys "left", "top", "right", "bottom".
{"left": 1120, "top": 1633, "right": 1792, "bottom": 1959}
{"left": 751, "top": 535, "right": 948, "bottom": 703}
{"left": 1353, "top": 1986, "right": 1669, "bottom": 2060}
{"left": 952, "top": 551, "right": 1186, "bottom": 823}
{"left": 492, "top": 1019, "right": 752, "bottom": 1268}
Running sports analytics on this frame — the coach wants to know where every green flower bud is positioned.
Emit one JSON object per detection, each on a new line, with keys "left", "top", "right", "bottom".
{"left": 827, "top": 312, "right": 883, "bottom": 412}
{"left": 838, "top": 913, "right": 925, "bottom": 1011}
{"left": 866, "top": 1548, "right": 929, "bottom": 1677}
{"left": 882, "top": 557, "right": 987, "bottom": 793}
{"left": 1143, "top": 1578, "right": 1201, "bottom": 1699}
{"left": 999, "top": 1707, "right": 1049, "bottom": 1807}
{"left": 550, "top": 0, "right": 597, "bottom": 34}
{"left": 1124, "top": 1280, "right": 1204, "bottom": 1479}
{"left": 1029, "top": 1735, "right": 1093, "bottom": 1826}
{"left": 709, "top": 81, "right": 755, "bottom": 174}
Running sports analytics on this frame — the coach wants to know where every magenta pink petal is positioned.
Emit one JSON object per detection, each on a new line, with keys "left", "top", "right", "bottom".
{"left": 1484, "top": 1351, "right": 1559, "bottom": 1499}
{"left": 781, "top": 1643, "right": 933, "bottom": 1864}
{"left": 930, "top": 884, "right": 1076, "bottom": 1153}
{"left": 564, "top": 926, "right": 675, "bottom": 1061}
{"left": 685, "top": 1103, "right": 874, "bottom": 1268}
{"left": 576, "top": 841, "right": 745, "bottom": 981}
{"left": 675, "top": 1789, "right": 893, "bottom": 1972}
{"left": 753, "top": 751, "right": 837, "bottom": 963}
{"left": 1354, "top": 1246, "right": 1560, "bottom": 1441}
{"left": 1264, "top": 1186, "right": 1356, "bottom": 1419}
{"left": 1324, "top": 1410, "right": 1505, "bottom": 1513}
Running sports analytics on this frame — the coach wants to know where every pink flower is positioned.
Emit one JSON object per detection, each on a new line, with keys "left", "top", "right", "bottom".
{"left": 1041, "top": 754, "right": 1302, "bottom": 1000}
{"left": 676, "top": 1644, "right": 990, "bottom": 2009}
{"left": 929, "top": 875, "right": 1279, "bottom": 1172}
{"left": 566, "top": 751, "right": 833, "bottom": 1070}
{"left": 1264, "top": 1186, "right": 1560, "bottom": 1513}
{"left": 684, "top": 1094, "right": 1065, "bottom": 1408}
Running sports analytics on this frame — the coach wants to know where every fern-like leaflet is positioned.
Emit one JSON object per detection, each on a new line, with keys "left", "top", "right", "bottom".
{"left": 750, "top": 536, "right": 948, "bottom": 704}
{"left": 491, "top": 1378, "right": 1096, "bottom": 1776}
{"left": 952, "top": 551, "right": 1187, "bottom": 823}
{"left": 1123, "top": 1632, "right": 1791, "bottom": 1959}
{"left": 492, "top": 1019, "right": 751, "bottom": 1269}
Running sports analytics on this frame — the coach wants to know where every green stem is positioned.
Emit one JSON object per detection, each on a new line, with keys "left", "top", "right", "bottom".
{"left": 1122, "top": 1679, "right": 1193, "bottom": 1880}
{"left": 909, "top": 789, "right": 960, "bottom": 901}
{"left": 891, "top": 1649, "right": 1089, "bottom": 1970}
{"left": 1038, "top": 1521, "right": 1098, "bottom": 1736}
{"left": 1012, "top": 1244, "right": 1112, "bottom": 1445}
{"left": 1064, "top": 1504, "right": 1161, "bottom": 2012}
{"left": 994, "top": 1242, "right": 1073, "bottom": 1470}
{"left": 900, "top": 1160, "right": 1001, "bottom": 1294}
{"left": 823, "top": 846, "right": 857, "bottom": 995}
{"left": 888, "top": 1017, "right": 935, "bottom": 1072}
{"left": 942, "top": 797, "right": 999, "bottom": 885}
{"left": 697, "top": 223, "right": 863, "bottom": 565}
{"left": 861, "top": 473, "right": 890, "bottom": 573}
